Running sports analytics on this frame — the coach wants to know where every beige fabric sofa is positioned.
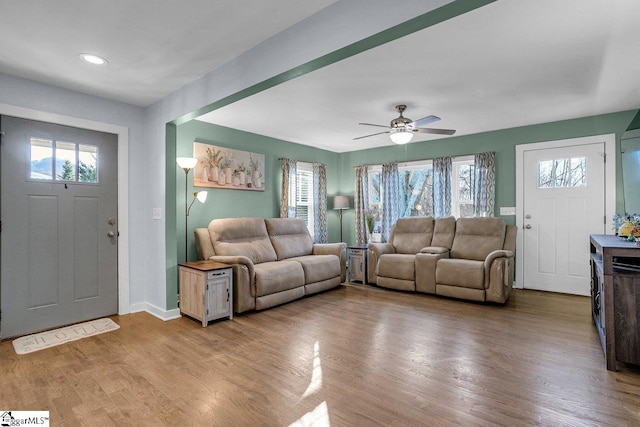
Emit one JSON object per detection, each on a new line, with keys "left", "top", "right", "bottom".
{"left": 194, "top": 217, "right": 346, "bottom": 313}
{"left": 369, "top": 216, "right": 516, "bottom": 303}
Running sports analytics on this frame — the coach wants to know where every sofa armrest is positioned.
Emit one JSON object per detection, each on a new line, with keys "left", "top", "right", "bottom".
{"left": 484, "top": 250, "right": 515, "bottom": 303}
{"left": 208, "top": 255, "right": 256, "bottom": 313}
{"left": 313, "top": 243, "right": 347, "bottom": 282}
{"left": 484, "top": 250, "right": 514, "bottom": 270}
{"left": 419, "top": 246, "right": 449, "bottom": 255}
{"left": 367, "top": 243, "right": 395, "bottom": 284}
{"left": 369, "top": 242, "right": 395, "bottom": 257}
{"left": 312, "top": 242, "right": 346, "bottom": 256}
{"left": 415, "top": 251, "right": 449, "bottom": 294}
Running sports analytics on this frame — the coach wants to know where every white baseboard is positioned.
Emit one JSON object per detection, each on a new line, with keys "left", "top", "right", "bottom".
{"left": 129, "top": 302, "right": 181, "bottom": 321}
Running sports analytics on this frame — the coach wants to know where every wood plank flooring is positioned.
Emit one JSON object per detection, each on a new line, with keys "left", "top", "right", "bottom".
{"left": 1, "top": 285, "right": 639, "bottom": 426}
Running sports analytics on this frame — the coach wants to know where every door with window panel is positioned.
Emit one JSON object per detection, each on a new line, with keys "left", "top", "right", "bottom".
{"left": 0, "top": 116, "right": 118, "bottom": 338}
{"left": 522, "top": 142, "right": 605, "bottom": 295}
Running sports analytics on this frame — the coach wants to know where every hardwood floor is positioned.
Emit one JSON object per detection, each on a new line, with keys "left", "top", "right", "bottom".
{"left": 1, "top": 285, "right": 639, "bottom": 426}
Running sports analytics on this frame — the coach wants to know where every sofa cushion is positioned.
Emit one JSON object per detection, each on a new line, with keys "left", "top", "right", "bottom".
{"left": 450, "top": 217, "right": 506, "bottom": 261}
{"left": 208, "top": 218, "right": 277, "bottom": 264}
{"left": 390, "top": 217, "right": 434, "bottom": 254}
{"left": 377, "top": 254, "right": 416, "bottom": 281}
{"left": 254, "top": 261, "right": 305, "bottom": 296}
{"left": 265, "top": 218, "right": 314, "bottom": 260}
{"left": 436, "top": 259, "right": 485, "bottom": 290}
{"left": 290, "top": 254, "right": 340, "bottom": 284}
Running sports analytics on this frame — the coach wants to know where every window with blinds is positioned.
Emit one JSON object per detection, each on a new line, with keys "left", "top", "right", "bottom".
{"left": 294, "top": 162, "right": 315, "bottom": 237}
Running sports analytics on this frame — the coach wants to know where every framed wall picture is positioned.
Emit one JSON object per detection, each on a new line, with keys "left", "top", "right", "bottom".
{"left": 193, "top": 141, "right": 265, "bottom": 191}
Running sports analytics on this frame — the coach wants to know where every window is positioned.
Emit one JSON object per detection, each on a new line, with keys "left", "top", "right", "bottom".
{"left": 538, "top": 157, "right": 586, "bottom": 188}
{"left": 292, "top": 162, "right": 315, "bottom": 237}
{"left": 367, "top": 166, "right": 382, "bottom": 233}
{"left": 30, "top": 137, "right": 98, "bottom": 183}
{"left": 452, "top": 157, "right": 475, "bottom": 218}
{"left": 365, "top": 156, "right": 479, "bottom": 220}
{"left": 367, "top": 161, "right": 434, "bottom": 230}
{"left": 399, "top": 161, "right": 434, "bottom": 218}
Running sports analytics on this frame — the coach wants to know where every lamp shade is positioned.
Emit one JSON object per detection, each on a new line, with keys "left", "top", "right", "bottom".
{"left": 176, "top": 157, "right": 198, "bottom": 169}
{"left": 195, "top": 191, "right": 208, "bottom": 203}
{"left": 333, "top": 195, "right": 350, "bottom": 210}
{"left": 390, "top": 129, "right": 413, "bottom": 145}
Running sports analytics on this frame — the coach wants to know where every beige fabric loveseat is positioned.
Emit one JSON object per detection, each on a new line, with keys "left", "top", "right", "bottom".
{"left": 194, "top": 217, "right": 346, "bottom": 313}
{"left": 369, "top": 216, "right": 516, "bottom": 303}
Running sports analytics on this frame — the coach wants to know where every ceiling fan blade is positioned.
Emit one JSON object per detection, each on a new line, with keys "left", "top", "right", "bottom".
{"left": 353, "top": 130, "right": 390, "bottom": 140}
{"left": 358, "top": 122, "right": 390, "bottom": 129}
{"left": 415, "top": 128, "right": 456, "bottom": 135}
{"left": 411, "top": 115, "right": 440, "bottom": 127}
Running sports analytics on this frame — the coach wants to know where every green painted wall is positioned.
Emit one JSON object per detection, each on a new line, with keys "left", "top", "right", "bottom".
{"left": 169, "top": 120, "right": 341, "bottom": 309}
{"left": 337, "top": 110, "right": 638, "bottom": 245}
{"left": 627, "top": 110, "right": 640, "bottom": 130}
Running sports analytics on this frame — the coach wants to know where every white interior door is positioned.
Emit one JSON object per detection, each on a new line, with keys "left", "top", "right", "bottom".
{"left": 0, "top": 116, "right": 118, "bottom": 338}
{"left": 521, "top": 141, "right": 606, "bottom": 296}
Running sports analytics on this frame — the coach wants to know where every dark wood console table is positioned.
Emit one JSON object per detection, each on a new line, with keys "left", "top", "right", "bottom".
{"left": 590, "top": 234, "right": 640, "bottom": 371}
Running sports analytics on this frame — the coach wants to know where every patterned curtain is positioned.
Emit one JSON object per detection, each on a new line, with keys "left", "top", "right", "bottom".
{"left": 313, "top": 163, "right": 328, "bottom": 243}
{"left": 381, "top": 162, "right": 400, "bottom": 243}
{"left": 433, "top": 156, "right": 452, "bottom": 218}
{"left": 354, "top": 165, "right": 369, "bottom": 245}
{"left": 280, "top": 158, "right": 297, "bottom": 218}
{"left": 473, "top": 151, "right": 496, "bottom": 217}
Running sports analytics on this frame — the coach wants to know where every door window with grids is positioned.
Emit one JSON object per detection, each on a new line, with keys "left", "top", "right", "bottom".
{"left": 538, "top": 157, "right": 586, "bottom": 188}
{"left": 30, "top": 137, "right": 98, "bottom": 183}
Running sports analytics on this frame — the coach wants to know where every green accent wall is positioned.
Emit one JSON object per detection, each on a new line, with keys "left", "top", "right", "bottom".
{"left": 627, "top": 110, "right": 640, "bottom": 130}
{"left": 336, "top": 110, "right": 638, "bottom": 245}
{"left": 168, "top": 119, "right": 340, "bottom": 310}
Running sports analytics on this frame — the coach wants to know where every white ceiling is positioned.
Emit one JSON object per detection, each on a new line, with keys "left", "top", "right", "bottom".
{"left": 1, "top": 1, "right": 638, "bottom": 154}
{"left": 198, "top": 0, "right": 640, "bottom": 153}
{"left": 0, "top": 0, "right": 337, "bottom": 106}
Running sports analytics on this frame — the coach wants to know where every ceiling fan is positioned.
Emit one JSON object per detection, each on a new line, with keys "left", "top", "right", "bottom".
{"left": 355, "top": 104, "right": 456, "bottom": 145}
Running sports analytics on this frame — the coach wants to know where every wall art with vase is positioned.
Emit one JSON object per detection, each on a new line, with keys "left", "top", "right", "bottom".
{"left": 192, "top": 141, "right": 265, "bottom": 191}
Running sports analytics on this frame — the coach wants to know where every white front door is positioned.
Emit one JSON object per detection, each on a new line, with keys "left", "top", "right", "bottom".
{"left": 517, "top": 135, "right": 613, "bottom": 296}
{"left": 0, "top": 116, "right": 118, "bottom": 338}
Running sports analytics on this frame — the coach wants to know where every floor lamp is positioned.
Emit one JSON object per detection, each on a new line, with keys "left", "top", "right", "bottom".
{"left": 176, "top": 157, "right": 207, "bottom": 262}
{"left": 333, "top": 195, "right": 350, "bottom": 242}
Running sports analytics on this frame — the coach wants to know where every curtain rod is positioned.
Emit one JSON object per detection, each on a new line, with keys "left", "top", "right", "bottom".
{"left": 353, "top": 151, "right": 492, "bottom": 169}
{"left": 279, "top": 157, "right": 325, "bottom": 165}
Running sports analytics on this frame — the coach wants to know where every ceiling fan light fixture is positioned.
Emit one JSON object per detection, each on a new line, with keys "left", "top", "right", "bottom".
{"left": 390, "top": 129, "right": 413, "bottom": 145}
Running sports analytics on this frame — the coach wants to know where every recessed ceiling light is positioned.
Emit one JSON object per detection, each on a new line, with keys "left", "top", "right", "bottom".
{"left": 80, "top": 53, "right": 107, "bottom": 65}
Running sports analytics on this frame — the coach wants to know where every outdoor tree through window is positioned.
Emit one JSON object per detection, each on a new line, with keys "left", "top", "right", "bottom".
{"left": 367, "top": 156, "right": 478, "bottom": 221}
{"left": 30, "top": 138, "right": 98, "bottom": 183}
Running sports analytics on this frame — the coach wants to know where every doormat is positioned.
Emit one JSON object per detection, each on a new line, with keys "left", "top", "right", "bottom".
{"left": 12, "top": 318, "right": 119, "bottom": 355}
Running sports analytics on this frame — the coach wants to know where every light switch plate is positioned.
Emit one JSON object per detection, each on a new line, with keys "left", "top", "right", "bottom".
{"left": 152, "top": 208, "right": 162, "bottom": 220}
{"left": 500, "top": 207, "right": 516, "bottom": 216}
